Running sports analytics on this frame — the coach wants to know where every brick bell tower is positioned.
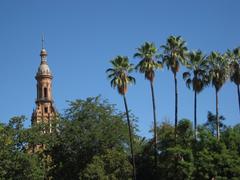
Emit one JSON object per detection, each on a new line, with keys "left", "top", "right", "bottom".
{"left": 31, "top": 36, "right": 56, "bottom": 127}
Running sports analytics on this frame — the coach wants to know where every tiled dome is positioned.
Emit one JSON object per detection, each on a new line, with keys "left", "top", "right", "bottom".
{"left": 37, "top": 62, "right": 51, "bottom": 76}
{"left": 37, "top": 48, "right": 52, "bottom": 76}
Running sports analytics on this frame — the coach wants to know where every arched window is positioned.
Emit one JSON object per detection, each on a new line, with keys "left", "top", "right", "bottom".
{"left": 44, "top": 87, "right": 48, "bottom": 98}
{"left": 39, "top": 86, "right": 42, "bottom": 98}
{"left": 37, "top": 84, "right": 39, "bottom": 98}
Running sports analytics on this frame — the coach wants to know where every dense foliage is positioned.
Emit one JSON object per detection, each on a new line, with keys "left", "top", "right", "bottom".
{"left": 0, "top": 97, "right": 135, "bottom": 179}
{"left": 0, "top": 97, "right": 240, "bottom": 179}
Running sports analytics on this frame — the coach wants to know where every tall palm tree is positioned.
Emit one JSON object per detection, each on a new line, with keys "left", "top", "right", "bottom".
{"left": 106, "top": 56, "right": 136, "bottom": 180}
{"left": 225, "top": 47, "right": 240, "bottom": 113}
{"left": 134, "top": 42, "right": 161, "bottom": 169}
{"left": 208, "top": 51, "right": 229, "bottom": 140}
{"left": 161, "top": 35, "right": 188, "bottom": 141}
{"left": 183, "top": 50, "right": 209, "bottom": 139}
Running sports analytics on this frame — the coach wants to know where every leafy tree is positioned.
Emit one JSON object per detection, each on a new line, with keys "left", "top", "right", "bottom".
{"left": 221, "top": 124, "right": 240, "bottom": 154}
{"left": 134, "top": 42, "right": 161, "bottom": 168}
{"left": 106, "top": 56, "right": 136, "bottom": 180}
{"left": 136, "top": 119, "right": 194, "bottom": 180}
{"left": 193, "top": 124, "right": 240, "bottom": 180}
{"left": 192, "top": 148, "right": 215, "bottom": 180}
{"left": 135, "top": 140, "right": 156, "bottom": 180}
{"left": 80, "top": 149, "right": 132, "bottom": 179}
{"left": 157, "top": 120, "right": 175, "bottom": 151}
{"left": 159, "top": 146, "right": 194, "bottom": 180}
{"left": 0, "top": 116, "right": 45, "bottom": 179}
{"left": 208, "top": 52, "right": 229, "bottom": 140}
{"left": 204, "top": 111, "right": 226, "bottom": 136}
{"left": 183, "top": 50, "right": 209, "bottom": 138}
{"left": 159, "top": 119, "right": 194, "bottom": 179}
{"left": 48, "top": 97, "right": 135, "bottom": 179}
{"left": 176, "top": 119, "right": 194, "bottom": 147}
{"left": 161, "top": 35, "right": 188, "bottom": 141}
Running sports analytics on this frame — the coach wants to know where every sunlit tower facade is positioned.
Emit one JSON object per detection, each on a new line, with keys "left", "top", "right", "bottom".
{"left": 31, "top": 37, "right": 56, "bottom": 129}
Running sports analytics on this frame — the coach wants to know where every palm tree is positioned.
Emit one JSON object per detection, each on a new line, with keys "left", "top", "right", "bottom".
{"left": 134, "top": 42, "right": 161, "bottom": 169}
{"left": 208, "top": 51, "right": 229, "bottom": 140}
{"left": 106, "top": 56, "right": 136, "bottom": 180}
{"left": 225, "top": 47, "right": 240, "bottom": 113}
{"left": 161, "top": 35, "right": 188, "bottom": 141}
{"left": 183, "top": 50, "right": 209, "bottom": 139}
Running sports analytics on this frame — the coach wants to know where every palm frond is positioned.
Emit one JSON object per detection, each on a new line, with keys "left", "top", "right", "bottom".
{"left": 161, "top": 35, "right": 188, "bottom": 74}
{"left": 183, "top": 72, "right": 191, "bottom": 80}
{"left": 186, "top": 78, "right": 192, "bottom": 89}
{"left": 134, "top": 42, "right": 160, "bottom": 81}
{"left": 207, "top": 51, "right": 229, "bottom": 91}
{"left": 106, "top": 55, "right": 136, "bottom": 95}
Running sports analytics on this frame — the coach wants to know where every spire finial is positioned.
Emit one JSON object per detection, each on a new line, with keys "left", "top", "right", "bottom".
{"left": 40, "top": 33, "right": 47, "bottom": 60}
{"left": 41, "top": 33, "right": 45, "bottom": 49}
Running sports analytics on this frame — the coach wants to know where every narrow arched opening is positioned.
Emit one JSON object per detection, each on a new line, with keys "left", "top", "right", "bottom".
{"left": 44, "top": 87, "right": 48, "bottom": 98}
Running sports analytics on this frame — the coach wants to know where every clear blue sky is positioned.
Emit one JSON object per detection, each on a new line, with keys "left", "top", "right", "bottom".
{"left": 0, "top": 0, "right": 239, "bottom": 138}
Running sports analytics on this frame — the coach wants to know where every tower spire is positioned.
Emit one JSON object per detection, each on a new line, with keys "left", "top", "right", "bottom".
{"left": 41, "top": 33, "right": 45, "bottom": 49}
{"left": 40, "top": 34, "right": 47, "bottom": 62}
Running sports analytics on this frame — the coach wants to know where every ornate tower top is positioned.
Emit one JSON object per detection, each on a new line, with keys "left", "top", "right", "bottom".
{"left": 37, "top": 35, "right": 52, "bottom": 78}
{"left": 36, "top": 48, "right": 52, "bottom": 77}
{"left": 32, "top": 36, "right": 56, "bottom": 126}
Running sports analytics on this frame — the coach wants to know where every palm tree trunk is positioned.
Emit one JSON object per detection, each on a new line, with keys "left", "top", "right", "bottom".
{"left": 174, "top": 73, "right": 178, "bottom": 142}
{"left": 194, "top": 90, "right": 197, "bottom": 139}
{"left": 215, "top": 88, "right": 220, "bottom": 140}
{"left": 237, "top": 84, "right": 240, "bottom": 114}
{"left": 123, "top": 94, "right": 136, "bottom": 180}
{"left": 150, "top": 81, "right": 158, "bottom": 169}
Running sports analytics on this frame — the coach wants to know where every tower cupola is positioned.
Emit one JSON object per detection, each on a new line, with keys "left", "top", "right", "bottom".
{"left": 37, "top": 48, "right": 52, "bottom": 77}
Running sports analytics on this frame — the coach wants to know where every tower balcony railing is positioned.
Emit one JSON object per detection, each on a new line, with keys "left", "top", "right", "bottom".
{"left": 36, "top": 97, "right": 54, "bottom": 103}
